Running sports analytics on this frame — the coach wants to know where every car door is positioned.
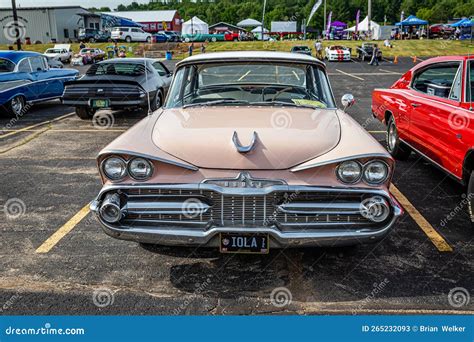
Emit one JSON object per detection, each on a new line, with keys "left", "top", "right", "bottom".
{"left": 408, "top": 61, "right": 466, "bottom": 174}
{"left": 152, "top": 61, "right": 172, "bottom": 93}
{"left": 30, "top": 56, "right": 64, "bottom": 99}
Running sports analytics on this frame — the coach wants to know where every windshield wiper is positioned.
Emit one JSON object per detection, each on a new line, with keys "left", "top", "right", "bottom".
{"left": 250, "top": 101, "right": 321, "bottom": 109}
{"left": 183, "top": 99, "right": 249, "bottom": 108}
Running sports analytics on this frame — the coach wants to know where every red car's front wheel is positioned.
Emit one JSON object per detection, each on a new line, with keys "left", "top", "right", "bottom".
{"left": 386, "top": 116, "right": 411, "bottom": 160}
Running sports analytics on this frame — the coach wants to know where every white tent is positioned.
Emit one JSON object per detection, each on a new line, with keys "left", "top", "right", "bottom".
{"left": 182, "top": 16, "right": 209, "bottom": 35}
{"left": 251, "top": 26, "right": 269, "bottom": 33}
{"left": 251, "top": 26, "right": 270, "bottom": 40}
{"left": 237, "top": 18, "right": 262, "bottom": 27}
{"left": 345, "top": 16, "right": 382, "bottom": 39}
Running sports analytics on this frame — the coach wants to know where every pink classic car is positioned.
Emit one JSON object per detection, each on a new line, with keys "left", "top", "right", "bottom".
{"left": 90, "top": 51, "right": 403, "bottom": 254}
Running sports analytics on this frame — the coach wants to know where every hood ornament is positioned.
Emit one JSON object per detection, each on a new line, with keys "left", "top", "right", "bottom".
{"left": 232, "top": 131, "right": 258, "bottom": 153}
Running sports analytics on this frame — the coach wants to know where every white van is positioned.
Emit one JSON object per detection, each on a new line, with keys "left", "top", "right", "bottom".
{"left": 111, "top": 27, "right": 151, "bottom": 43}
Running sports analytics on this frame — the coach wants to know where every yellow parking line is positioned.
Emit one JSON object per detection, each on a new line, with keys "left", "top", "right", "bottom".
{"left": 368, "top": 130, "right": 385, "bottom": 133}
{"left": 390, "top": 185, "right": 453, "bottom": 252}
{"left": 36, "top": 204, "right": 90, "bottom": 254}
{"left": 0, "top": 113, "right": 74, "bottom": 139}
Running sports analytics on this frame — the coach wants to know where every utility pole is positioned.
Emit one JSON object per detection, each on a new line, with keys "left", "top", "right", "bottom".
{"left": 261, "top": 0, "right": 267, "bottom": 41}
{"left": 367, "top": 0, "right": 372, "bottom": 40}
{"left": 11, "top": 0, "right": 22, "bottom": 50}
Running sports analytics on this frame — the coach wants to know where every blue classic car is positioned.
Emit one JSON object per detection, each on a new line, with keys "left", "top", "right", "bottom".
{"left": 0, "top": 51, "right": 78, "bottom": 116}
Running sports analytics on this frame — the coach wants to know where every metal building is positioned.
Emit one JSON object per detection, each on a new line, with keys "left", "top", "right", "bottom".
{"left": 0, "top": 6, "right": 89, "bottom": 45}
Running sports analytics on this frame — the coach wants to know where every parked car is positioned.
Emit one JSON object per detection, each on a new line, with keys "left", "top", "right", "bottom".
{"left": 44, "top": 44, "right": 72, "bottom": 63}
{"left": 89, "top": 51, "right": 403, "bottom": 253}
{"left": 182, "top": 33, "right": 225, "bottom": 42}
{"left": 372, "top": 55, "right": 474, "bottom": 224}
{"left": 158, "top": 30, "right": 181, "bottom": 42}
{"left": 357, "top": 43, "right": 382, "bottom": 61}
{"left": 0, "top": 51, "right": 78, "bottom": 116}
{"left": 78, "top": 28, "right": 111, "bottom": 43}
{"left": 111, "top": 27, "right": 152, "bottom": 43}
{"left": 71, "top": 48, "right": 106, "bottom": 65}
{"left": 290, "top": 45, "right": 312, "bottom": 56}
{"left": 429, "top": 24, "right": 455, "bottom": 38}
{"left": 44, "top": 55, "right": 64, "bottom": 68}
{"left": 152, "top": 33, "right": 169, "bottom": 43}
{"left": 224, "top": 31, "right": 240, "bottom": 41}
{"left": 62, "top": 58, "right": 172, "bottom": 119}
{"left": 325, "top": 45, "right": 351, "bottom": 62}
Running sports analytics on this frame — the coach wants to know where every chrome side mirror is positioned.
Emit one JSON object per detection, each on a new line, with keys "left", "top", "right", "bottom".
{"left": 341, "top": 94, "right": 355, "bottom": 110}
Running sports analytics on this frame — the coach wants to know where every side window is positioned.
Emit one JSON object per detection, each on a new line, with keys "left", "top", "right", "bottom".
{"left": 152, "top": 62, "right": 169, "bottom": 76}
{"left": 412, "top": 63, "right": 460, "bottom": 99}
{"left": 122, "top": 28, "right": 129, "bottom": 32}
{"left": 17, "top": 59, "right": 32, "bottom": 73}
{"left": 448, "top": 65, "right": 462, "bottom": 101}
{"left": 29, "top": 57, "right": 46, "bottom": 72}
{"left": 131, "top": 28, "right": 139, "bottom": 33}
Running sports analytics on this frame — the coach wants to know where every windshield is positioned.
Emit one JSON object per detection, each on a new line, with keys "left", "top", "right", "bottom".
{"left": 165, "top": 62, "right": 335, "bottom": 109}
{"left": 0, "top": 58, "right": 15, "bottom": 72}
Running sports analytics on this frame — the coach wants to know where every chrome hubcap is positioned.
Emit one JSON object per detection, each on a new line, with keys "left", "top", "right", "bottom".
{"left": 388, "top": 123, "right": 397, "bottom": 151}
{"left": 11, "top": 97, "right": 23, "bottom": 115}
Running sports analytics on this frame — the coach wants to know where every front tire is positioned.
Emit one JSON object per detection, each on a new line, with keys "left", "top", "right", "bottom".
{"left": 386, "top": 116, "right": 411, "bottom": 160}
{"left": 151, "top": 91, "right": 162, "bottom": 111}
{"left": 125, "top": 36, "right": 131, "bottom": 43}
{"left": 75, "top": 107, "right": 95, "bottom": 120}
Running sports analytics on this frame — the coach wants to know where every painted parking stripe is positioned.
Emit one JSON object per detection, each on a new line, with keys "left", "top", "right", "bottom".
{"left": 335, "top": 69, "right": 364, "bottom": 80}
{"left": 0, "top": 112, "right": 74, "bottom": 139}
{"left": 368, "top": 130, "right": 385, "bottom": 134}
{"left": 390, "top": 185, "right": 453, "bottom": 252}
{"left": 379, "top": 68, "right": 402, "bottom": 75}
{"left": 36, "top": 204, "right": 90, "bottom": 254}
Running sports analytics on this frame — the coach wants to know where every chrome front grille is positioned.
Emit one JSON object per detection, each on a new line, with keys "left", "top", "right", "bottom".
{"left": 110, "top": 188, "right": 390, "bottom": 230}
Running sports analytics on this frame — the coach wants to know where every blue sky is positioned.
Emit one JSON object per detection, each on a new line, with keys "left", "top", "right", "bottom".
{"left": 12, "top": 0, "right": 149, "bottom": 10}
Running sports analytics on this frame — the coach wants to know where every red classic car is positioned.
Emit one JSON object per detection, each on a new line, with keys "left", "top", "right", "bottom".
{"left": 372, "top": 55, "right": 474, "bottom": 224}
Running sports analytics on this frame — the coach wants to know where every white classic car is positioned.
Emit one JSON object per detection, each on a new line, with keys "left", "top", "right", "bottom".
{"left": 44, "top": 44, "right": 72, "bottom": 63}
{"left": 324, "top": 45, "right": 351, "bottom": 62}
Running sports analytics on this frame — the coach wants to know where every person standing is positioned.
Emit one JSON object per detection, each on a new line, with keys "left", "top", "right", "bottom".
{"left": 369, "top": 44, "right": 380, "bottom": 66}
{"left": 189, "top": 43, "right": 194, "bottom": 56}
{"left": 315, "top": 40, "right": 323, "bottom": 60}
{"left": 200, "top": 44, "right": 206, "bottom": 54}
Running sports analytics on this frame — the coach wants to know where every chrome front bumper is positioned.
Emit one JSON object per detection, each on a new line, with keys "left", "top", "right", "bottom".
{"left": 90, "top": 184, "right": 403, "bottom": 248}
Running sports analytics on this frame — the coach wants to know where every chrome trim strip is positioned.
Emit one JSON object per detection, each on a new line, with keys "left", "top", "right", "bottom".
{"left": 98, "top": 149, "right": 198, "bottom": 171}
{"left": 291, "top": 153, "right": 390, "bottom": 172}
{"left": 232, "top": 130, "right": 257, "bottom": 153}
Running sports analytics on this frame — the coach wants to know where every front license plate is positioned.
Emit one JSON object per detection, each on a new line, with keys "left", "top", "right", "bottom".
{"left": 220, "top": 233, "right": 269, "bottom": 254}
{"left": 91, "top": 99, "right": 110, "bottom": 108}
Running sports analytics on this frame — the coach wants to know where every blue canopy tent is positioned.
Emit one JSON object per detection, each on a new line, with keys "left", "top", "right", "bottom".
{"left": 395, "top": 15, "right": 428, "bottom": 26}
{"left": 395, "top": 15, "right": 428, "bottom": 38}
{"left": 101, "top": 13, "right": 142, "bottom": 28}
{"left": 449, "top": 18, "right": 473, "bottom": 27}
{"left": 449, "top": 18, "right": 473, "bottom": 40}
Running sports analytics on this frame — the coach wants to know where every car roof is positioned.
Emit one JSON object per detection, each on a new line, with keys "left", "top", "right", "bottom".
{"left": 177, "top": 51, "right": 324, "bottom": 67}
{"left": 417, "top": 55, "right": 474, "bottom": 65}
{"left": 0, "top": 50, "right": 41, "bottom": 63}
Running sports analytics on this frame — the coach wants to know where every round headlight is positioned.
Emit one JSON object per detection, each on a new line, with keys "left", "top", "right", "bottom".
{"left": 102, "top": 157, "right": 127, "bottom": 181}
{"left": 336, "top": 161, "right": 362, "bottom": 183}
{"left": 128, "top": 158, "right": 153, "bottom": 180}
{"left": 363, "top": 161, "right": 389, "bottom": 184}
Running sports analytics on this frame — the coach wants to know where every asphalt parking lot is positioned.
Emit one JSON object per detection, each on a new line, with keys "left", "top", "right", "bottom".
{"left": 0, "top": 57, "right": 472, "bottom": 315}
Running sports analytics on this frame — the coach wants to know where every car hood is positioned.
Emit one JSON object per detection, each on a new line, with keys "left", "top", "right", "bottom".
{"left": 152, "top": 106, "right": 341, "bottom": 169}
